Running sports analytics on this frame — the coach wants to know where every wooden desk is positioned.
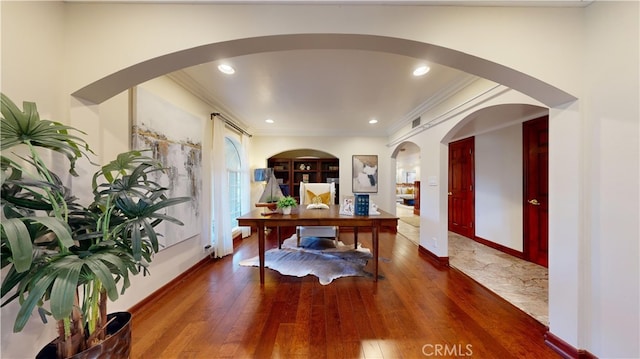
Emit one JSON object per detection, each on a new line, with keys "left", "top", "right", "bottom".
{"left": 237, "top": 205, "right": 398, "bottom": 284}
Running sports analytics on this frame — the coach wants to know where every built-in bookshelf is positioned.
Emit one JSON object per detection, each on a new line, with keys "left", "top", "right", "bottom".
{"left": 268, "top": 157, "right": 340, "bottom": 204}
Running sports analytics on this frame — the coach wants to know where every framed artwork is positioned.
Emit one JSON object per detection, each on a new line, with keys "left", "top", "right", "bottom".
{"left": 339, "top": 195, "right": 355, "bottom": 216}
{"left": 132, "top": 87, "right": 202, "bottom": 250}
{"left": 352, "top": 155, "right": 378, "bottom": 193}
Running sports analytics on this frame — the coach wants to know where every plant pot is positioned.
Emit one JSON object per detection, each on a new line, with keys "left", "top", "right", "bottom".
{"left": 36, "top": 312, "right": 132, "bottom": 359}
{"left": 282, "top": 207, "right": 292, "bottom": 215}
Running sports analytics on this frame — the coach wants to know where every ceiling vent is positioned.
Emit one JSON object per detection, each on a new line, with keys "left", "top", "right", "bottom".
{"left": 412, "top": 117, "right": 421, "bottom": 129}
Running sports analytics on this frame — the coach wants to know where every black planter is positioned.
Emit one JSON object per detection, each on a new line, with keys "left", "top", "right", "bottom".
{"left": 36, "top": 312, "right": 132, "bottom": 359}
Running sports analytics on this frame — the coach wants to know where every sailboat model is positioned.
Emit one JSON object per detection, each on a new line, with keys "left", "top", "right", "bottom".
{"left": 256, "top": 169, "right": 284, "bottom": 212}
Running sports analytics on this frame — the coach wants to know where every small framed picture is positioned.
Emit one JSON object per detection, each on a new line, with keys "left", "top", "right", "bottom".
{"left": 340, "top": 196, "right": 354, "bottom": 216}
{"left": 352, "top": 155, "right": 378, "bottom": 193}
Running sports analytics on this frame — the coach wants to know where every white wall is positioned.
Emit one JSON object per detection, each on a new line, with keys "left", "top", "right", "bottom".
{"left": 0, "top": 2, "right": 65, "bottom": 116}
{"left": 0, "top": 2, "right": 69, "bottom": 354}
{"left": 582, "top": 2, "right": 639, "bottom": 356}
{"left": 475, "top": 124, "right": 523, "bottom": 251}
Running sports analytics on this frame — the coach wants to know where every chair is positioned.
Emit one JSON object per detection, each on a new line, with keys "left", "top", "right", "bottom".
{"left": 296, "top": 182, "right": 339, "bottom": 247}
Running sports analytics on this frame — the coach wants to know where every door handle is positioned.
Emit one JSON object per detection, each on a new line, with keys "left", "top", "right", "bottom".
{"left": 528, "top": 199, "right": 541, "bottom": 206}
{"left": 448, "top": 192, "right": 453, "bottom": 196}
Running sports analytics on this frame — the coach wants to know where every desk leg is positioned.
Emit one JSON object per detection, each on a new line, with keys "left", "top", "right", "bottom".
{"left": 354, "top": 227, "right": 359, "bottom": 249}
{"left": 258, "top": 223, "right": 265, "bottom": 285}
{"left": 277, "top": 226, "right": 281, "bottom": 249}
{"left": 372, "top": 225, "right": 379, "bottom": 282}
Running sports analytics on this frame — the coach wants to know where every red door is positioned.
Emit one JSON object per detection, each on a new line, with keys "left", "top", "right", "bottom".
{"left": 523, "top": 116, "right": 549, "bottom": 267}
{"left": 448, "top": 137, "right": 475, "bottom": 239}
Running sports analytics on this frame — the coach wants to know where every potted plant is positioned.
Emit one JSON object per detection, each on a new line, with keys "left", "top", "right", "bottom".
{"left": 276, "top": 196, "right": 297, "bottom": 215}
{"left": 0, "top": 93, "right": 190, "bottom": 358}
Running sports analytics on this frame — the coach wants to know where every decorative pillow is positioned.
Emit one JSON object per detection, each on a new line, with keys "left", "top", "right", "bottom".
{"left": 305, "top": 190, "right": 331, "bottom": 205}
{"left": 406, "top": 188, "right": 414, "bottom": 194}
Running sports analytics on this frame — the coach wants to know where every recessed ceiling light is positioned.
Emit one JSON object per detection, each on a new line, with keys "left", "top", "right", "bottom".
{"left": 218, "top": 64, "right": 235, "bottom": 75}
{"left": 413, "top": 65, "right": 430, "bottom": 77}
{"left": 265, "top": 119, "right": 274, "bottom": 124}
{"left": 369, "top": 119, "right": 378, "bottom": 124}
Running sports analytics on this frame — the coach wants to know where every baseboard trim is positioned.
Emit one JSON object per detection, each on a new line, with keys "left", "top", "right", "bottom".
{"left": 544, "top": 331, "right": 598, "bottom": 359}
{"left": 128, "top": 255, "right": 212, "bottom": 316}
{"left": 233, "top": 231, "right": 243, "bottom": 247}
{"left": 472, "top": 235, "right": 525, "bottom": 259}
{"left": 418, "top": 245, "right": 449, "bottom": 267}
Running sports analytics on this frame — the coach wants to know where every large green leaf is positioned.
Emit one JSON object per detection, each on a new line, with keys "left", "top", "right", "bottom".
{"left": 1, "top": 216, "right": 74, "bottom": 272}
{"left": 13, "top": 273, "right": 55, "bottom": 332}
{"left": 91, "top": 150, "right": 156, "bottom": 188}
{"left": 1, "top": 218, "right": 33, "bottom": 272}
{"left": 82, "top": 257, "right": 118, "bottom": 301}
{"left": 146, "top": 197, "right": 191, "bottom": 216}
{"left": 149, "top": 212, "right": 185, "bottom": 225}
{"left": 2, "top": 94, "right": 190, "bottom": 340}
{"left": 141, "top": 220, "right": 158, "bottom": 254}
{"left": 1, "top": 265, "right": 27, "bottom": 300}
{"left": 130, "top": 221, "right": 143, "bottom": 262}
{"left": 1, "top": 93, "right": 93, "bottom": 175}
{"left": 1, "top": 176, "right": 61, "bottom": 213}
{"left": 48, "top": 258, "right": 83, "bottom": 320}
{"left": 30, "top": 217, "right": 75, "bottom": 250}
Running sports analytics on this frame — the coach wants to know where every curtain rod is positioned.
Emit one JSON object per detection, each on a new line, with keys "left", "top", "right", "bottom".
{"left": 211, "top": 112, "right": 252, "bottom": 137}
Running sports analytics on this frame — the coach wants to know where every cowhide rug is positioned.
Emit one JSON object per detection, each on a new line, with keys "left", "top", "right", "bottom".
{"left": 239, "top": 235, "right": 373, "bottom": 285}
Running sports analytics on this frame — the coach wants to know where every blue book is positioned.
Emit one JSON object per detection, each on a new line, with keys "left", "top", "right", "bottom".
{"left": 354, "top": 194, "right": 369, "bottom": 216}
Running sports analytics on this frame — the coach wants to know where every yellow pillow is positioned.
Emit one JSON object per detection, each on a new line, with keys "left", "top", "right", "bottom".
{"left": 406, "top": 188, "right": 414, "bottom": 194}
{"left": 305, "top": 190, "right": 331, "bottom": 205}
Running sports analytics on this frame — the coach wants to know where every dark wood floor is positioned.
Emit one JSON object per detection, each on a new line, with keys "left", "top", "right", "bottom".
{"left": 130, "top": 229, "right": 559, "bottom": 358}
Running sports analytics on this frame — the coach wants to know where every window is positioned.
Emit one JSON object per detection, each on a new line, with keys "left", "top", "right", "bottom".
{"left": 225, "top": 137, "right": 242, "bottom": 229}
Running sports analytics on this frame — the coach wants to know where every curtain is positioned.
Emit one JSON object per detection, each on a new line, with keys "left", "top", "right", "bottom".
{"left": 240, "top": 132, "right": 252, "bottom": 238}
{"left": 211, "top": 117, "right": 233, "bottom": 258}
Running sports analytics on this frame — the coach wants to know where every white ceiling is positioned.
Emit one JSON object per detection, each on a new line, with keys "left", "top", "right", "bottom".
{"left": 170, "top": 49, "right": 477, "bottom": 137}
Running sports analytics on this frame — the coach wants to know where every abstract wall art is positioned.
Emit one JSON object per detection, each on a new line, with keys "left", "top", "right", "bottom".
{"left": 132, "top": 87, "right": 203, "bottom": 249}
{"left": 352, "top": 155, "right": 378, "bottom": 193}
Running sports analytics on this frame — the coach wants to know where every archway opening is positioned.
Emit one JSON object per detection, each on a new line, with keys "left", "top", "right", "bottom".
{"left": 442, "top": 103, "right": 549, "bottom": 325}
{"left": 72, "top": 34, "right": 575, "bottom": 108}
{"left": 392, "top": 141, "right": 421, "bottom": 243}
{"left": 267, "top": 148, "right": 339, "bottom": 204}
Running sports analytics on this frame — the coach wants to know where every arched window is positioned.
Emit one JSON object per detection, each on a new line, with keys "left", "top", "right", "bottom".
{"left": 225, "top": 137, "right": 242, "bottom": 229}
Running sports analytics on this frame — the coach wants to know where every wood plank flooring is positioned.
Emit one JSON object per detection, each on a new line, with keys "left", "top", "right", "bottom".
{"left": 130, "top": 229, "right": 560, "bottom": 358}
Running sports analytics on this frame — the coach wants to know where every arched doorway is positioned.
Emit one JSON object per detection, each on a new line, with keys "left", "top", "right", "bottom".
{"left": 69, "top": 32, "right": 574, "bottom": 332}
{"left": 72, "top": 34, "right": 574, "bottom": 108}
{"left": 267, "top": 149, "right": 339, "bottom": 204}
{"left": 442, "top": 103, "right": 549, "bottom": 325}
{"left": 392, "top": 142, "right": 421, "bottom": 243}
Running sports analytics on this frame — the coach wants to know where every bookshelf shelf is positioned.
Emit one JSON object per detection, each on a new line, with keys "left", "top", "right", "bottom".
{"left": 268, "top": 157, "right": 340, "bottom": 204}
